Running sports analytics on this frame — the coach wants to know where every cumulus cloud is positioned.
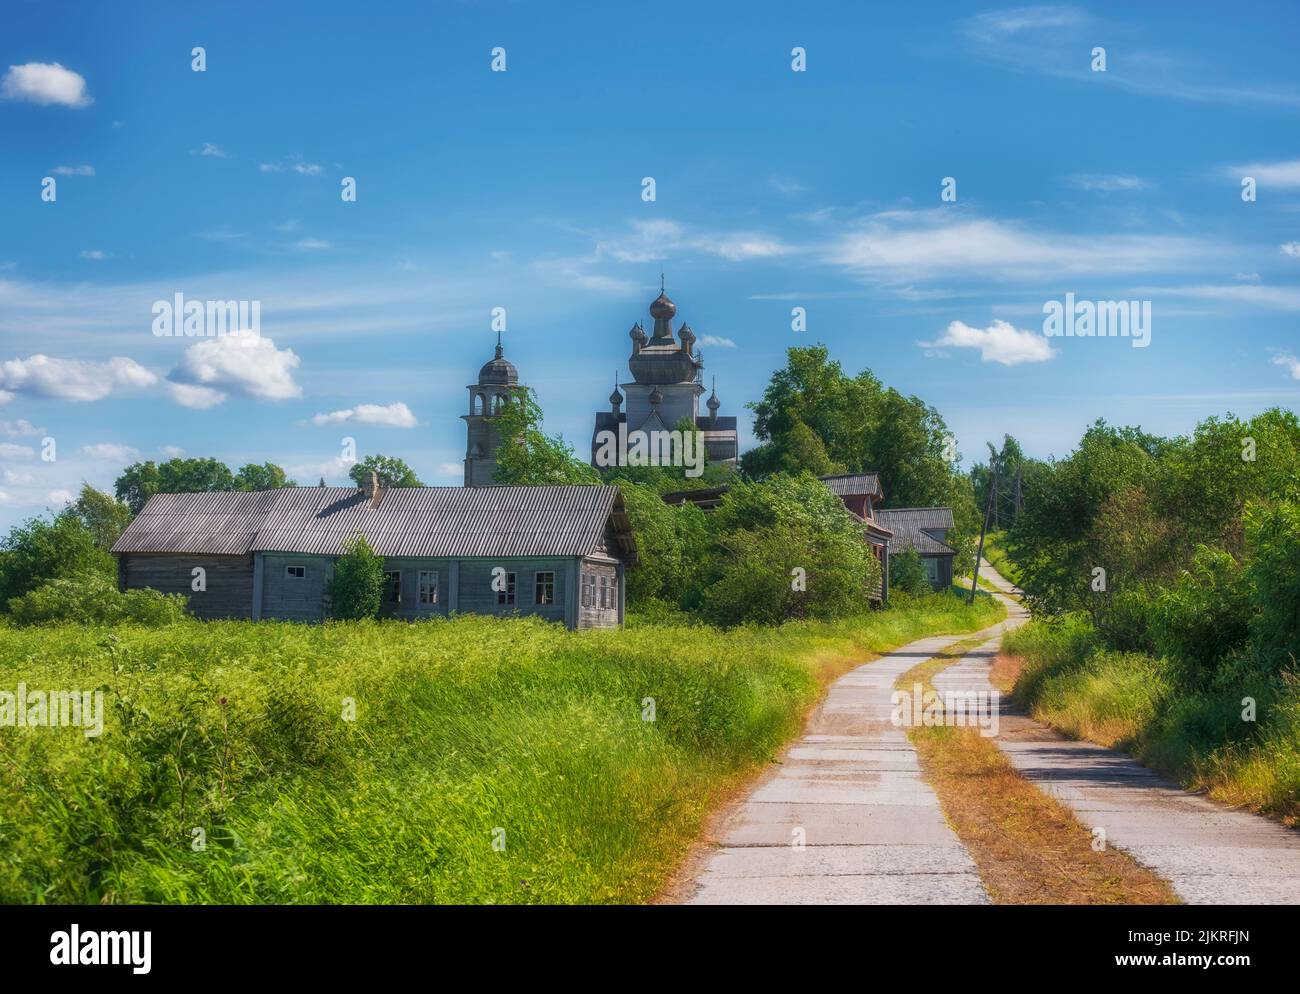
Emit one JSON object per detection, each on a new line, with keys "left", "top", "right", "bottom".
{"left": 0, "top": 443, "right": 35, "bottom": 459}
{"left": 0, "top": 354, "right": 156, "bottom": 401}
{"left": 80, "top": 249, "right": 109, "bottom": 261}
{"left": 920, "top": 319, "right": 1057, "bottom": 366}
{"left": 260, "top": 157, "right": 323, "bottom": 175}
{"left": 1, "top": 418, "right": 44, "bottom": 437}
{"left": 47, "top": 489, "right": 74, "bottom": 506}
{"left": 309, "top": 402, "right": 417, "bottom": 428}
{"left": 52, "top": 164, "right": 94, "bottom": 176}
{"left": 159, "top": 445, "right": 186, "bottom": 458}
{"left": 166, "top": 335, "right": 302, "bottom": 406}
{"left": 80, "top": 442, "right": 140, "bottom": 461}
{"left": 699, "top": 335, "right": 737, "bottom": 348}
{"left": 1281, "top": 242, "right": 1300, "bottom": 258}
{"left": 195, "top": 142, "right": 226, "bottom": 158}
{"left": 1, "top": 62, "right": 91, "bottom": 107}
{"left": 1272, "top": 353, "right": 1300, "bottom": 380}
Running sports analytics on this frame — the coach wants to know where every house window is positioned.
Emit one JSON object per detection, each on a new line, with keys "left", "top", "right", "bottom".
{"left": 285, "top": 565, "right": 306, "bottom": 579}
{"left": 418, "top": 570, "right": 438, "bottom": 605}
{"left": 383, "top": 570, "right": 402, "bottom": 604}
{"left": 609, "top": 575, "right": 619, "bottom": 610}
{"left": 535, "top": 571, "right": 555, "bottom": 605}
{"left": 924, "top": 557, "right": 940, "bottom": 586}
{"left": 581, "top": 573, "right": 596, "bottom": 608}
{"left": 497, "top": 571, "right": 517, "bottom": 606}
{"left": 599, "top": 575, "right": 609, "bottom": 608}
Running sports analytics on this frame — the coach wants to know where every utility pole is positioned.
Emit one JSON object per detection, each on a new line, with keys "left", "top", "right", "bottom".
{"left": 969, "top": 455, "right": 999, "bottom": 604}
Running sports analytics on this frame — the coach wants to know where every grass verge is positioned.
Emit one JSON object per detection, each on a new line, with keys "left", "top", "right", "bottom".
{"left": 0, "top": 592, "right": 1003, "bottom": 904}
{"left": 899, "top": 636, "right": 1179, "bottom": 905}
{"left": 1002, "top": 616, "right": 1300, "bottom": 826}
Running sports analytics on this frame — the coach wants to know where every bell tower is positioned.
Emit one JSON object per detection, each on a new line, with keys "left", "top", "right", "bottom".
{"left": 462, "top": 332, "right": 522, "bottom": 487}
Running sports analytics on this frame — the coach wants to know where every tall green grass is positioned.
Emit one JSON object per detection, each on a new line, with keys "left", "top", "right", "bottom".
{"left": 0, "top": 593, "right": 1002, "bottom": 904}
{"left": 1004, "top": 617, "right": 1300, "bottom": 825}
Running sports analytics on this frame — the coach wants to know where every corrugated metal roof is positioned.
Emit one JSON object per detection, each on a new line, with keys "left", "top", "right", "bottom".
{"left": 113, "top": 486, "right": 636, "bottom": 562}
{"left": 819, "top": 473, "right": 883, "bottom": 498}
{"left": 875, "top": 507, "right": 957, "bottom": 556}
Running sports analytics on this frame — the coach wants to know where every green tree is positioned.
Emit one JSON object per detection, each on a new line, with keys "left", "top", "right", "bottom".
{"left": 70, "top": 484, "right": 134, "bottom": 550}
{"left": 235, "top": 462, "right": 295, "bottom": 491}
{"left": 348, "top": 455, "right": 422, "bottom": 489}
{"left": 492, "top": 388, "right": 600, "bottom": 486}
{"left": 889, "top": 548, "right": 932, "bottom": 597}
{"left": 0, "top": 513, "right": 114, "bottom": 608}
{"left": 115, "top": 457, "right": 239, "bottom": 513}
{"left": 326, "top": 534, "right": 385, "bottom": 620}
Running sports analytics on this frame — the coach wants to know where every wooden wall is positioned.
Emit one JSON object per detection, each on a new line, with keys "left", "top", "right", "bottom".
{"left": 119, "top": 553, "right": 254, "bottom": 620}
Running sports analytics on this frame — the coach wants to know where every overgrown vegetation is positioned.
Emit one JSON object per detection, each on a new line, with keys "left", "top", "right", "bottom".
{"left": 0, "top": 594, "right": 1002, "bottom": 904}
{"left": 325, "top": 535, "right": 384, "bottom": 620}
{"left": 999, "top": 408, "right": 1300, "bottom": 823}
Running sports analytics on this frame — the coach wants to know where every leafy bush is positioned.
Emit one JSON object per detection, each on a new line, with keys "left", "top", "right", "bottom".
{"left": 0, "top": 512, "right": 114, "bottom": 607}
{"left": 1245, "top": 496, "right": 1300, "bottom": 666}
{"left": 889, "top": 548, "right": 931, "bottom": 597}
{"left": 7, "top": 573, "right": 191, "bottom": 626}
{"left": 1148, "top": 546, "right": 1253, "bottom": 681}
{"left": 326, "top": 534, "right": 384, "bottom": 620}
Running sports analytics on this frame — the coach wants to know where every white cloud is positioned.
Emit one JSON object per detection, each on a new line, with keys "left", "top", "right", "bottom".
{"left": 293, "top": 238, "right": 333, "bottom": 251}
{"left": 1229, "top": 159, "right": 1300, "bottom": 188}
{"left": 0, "top": 442, "right": 35, "bottom": 459}
{"left": 1, "top": 418, "right": 44, "bottom": 437}
{"left": 195, "top": 142, "right": 226, "bottom": 158}
{"left": 159, "top": 445, "right": 186, "bottom": 458}
{"left": 46, "top": 489, "right": 74, "bottom": 506}
{"left": 309, "top": 402, "right": 417, "bottom": 428}
{"left": 167, "top": 383, "right": 225, "bottom": 409}
{"left": 285, "top": 454, "right": 358, "bottom": 482}
{"left": 830, "top": 213, "right": 1207, "bottom": 280}
{"left": 52, "top": 164, "right": 94, "bottom": 176}
{"left": 1141, "top": 283, "right": 1300, "bottom": 311}
{"left": 260, "top": 157, "right": 323, "bottom": 175}
{"left": 1064, "top": 173, "right": 1146, "bottom": 192}
{"left": 0, "top": 354, "right": 156, "bottom": 401}
{"left": 699, "top": 335, "right": 737, "bottom": 348}
{"left": 1272, "top": 353, "right": 1300, "bottom": 380}
{"left": 437, "top": 462, "right": 463, "bottom": 478}
{"left": 920, "top": 319, "right": 1057, "bottom": 366}
{"left": 1281, "top": 242, "right": 1300, "bottom": 258}
{"left": 80, "top": 249, "right": 109, "bottom": 261}
{"left": 79, "top": 442, "right": 140, "bottom": 461}
{"left": 1, "top": 62, "right": 92, "bottom": 108}
{"left": 167, "top": 335, "right": 302, "bottom": 405}
{"left": 599, "top": 218, "right": 792, "bottom": 264}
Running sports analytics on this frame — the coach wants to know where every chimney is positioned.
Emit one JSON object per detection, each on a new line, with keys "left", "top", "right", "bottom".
{"left": 368, "top": 470, "right": 383, "bottom": 508}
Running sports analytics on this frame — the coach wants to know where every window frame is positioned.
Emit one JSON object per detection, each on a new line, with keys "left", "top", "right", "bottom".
{"left": 534, "top": 571, "right": 556, "bottom": 606}
{"left": 383, "top": 569, "right": 402, "bottom": 605}
{"left": 285, "top": 565, "right": 306, "bottom": 579}
{"left": 496, "top": 571, "right": 517, "bottom": 606}
{"left": 417, "top": 570, "right": 439, "bottom": 606}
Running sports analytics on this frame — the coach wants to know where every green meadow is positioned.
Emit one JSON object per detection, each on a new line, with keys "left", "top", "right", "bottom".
{"left": 0, "top": 593, "right": 1002, "bottom": 904}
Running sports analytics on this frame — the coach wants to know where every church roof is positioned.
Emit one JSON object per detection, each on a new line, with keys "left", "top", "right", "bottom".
{"left": 477, "top": 343, "right": 518, "bottom": 385}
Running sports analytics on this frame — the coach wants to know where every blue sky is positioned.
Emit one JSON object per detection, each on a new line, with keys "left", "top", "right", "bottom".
{"left": 2, "top": 0, "right": 1299, "bottom": 528}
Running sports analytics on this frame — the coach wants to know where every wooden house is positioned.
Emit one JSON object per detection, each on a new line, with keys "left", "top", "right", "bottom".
{"left": 111, "top": 480, "right": 636, "bottom": 629}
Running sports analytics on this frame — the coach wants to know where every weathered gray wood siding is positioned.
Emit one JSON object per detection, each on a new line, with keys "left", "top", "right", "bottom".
{"left": 577, "top": 559, "right": 620, "bottom": 629}
{"left": 456, "top": 557, "right": 571, "bottom": 625}
{"left": 260, "top": 553, "right": 334, "bottom": 622}
{"left": 374, "top": 557, "right": 455, "bottom": 620}
{"left": 119, "top": 552, "right": 254, "bottom": 620}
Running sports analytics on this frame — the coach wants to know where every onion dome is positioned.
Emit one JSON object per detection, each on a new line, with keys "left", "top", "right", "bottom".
{"left": 649, "top": 291, "right": 676, "bottom": 321}
{"left": 707, "top": 376, "right": 721, "bottom": 414}
{"left": 610, "top": 371, "right": 624, "bottom": 409}
{"left": 478, "top": 341, "right": 518, "bottom": 385}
